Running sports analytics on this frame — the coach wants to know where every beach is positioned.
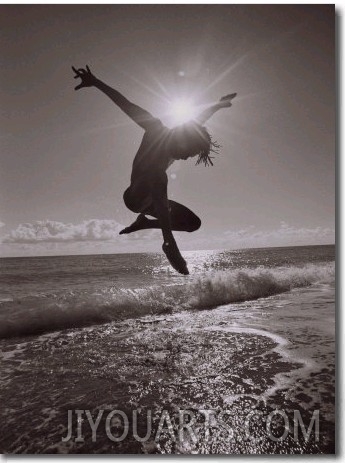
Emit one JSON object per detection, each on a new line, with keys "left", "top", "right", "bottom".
{"left": 0, "top": 245, "right": 335, "bottom": 454}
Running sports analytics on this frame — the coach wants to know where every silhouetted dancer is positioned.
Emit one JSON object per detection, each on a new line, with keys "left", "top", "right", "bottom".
{"left": 72, "top": 65, "right": 236, "bottom": 274}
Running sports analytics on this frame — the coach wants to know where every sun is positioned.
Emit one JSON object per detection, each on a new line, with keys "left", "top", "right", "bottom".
{"left": 169, "top": 98, "right": 197, "bottom": 125}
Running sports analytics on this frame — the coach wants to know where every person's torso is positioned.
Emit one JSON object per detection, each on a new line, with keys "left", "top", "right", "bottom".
{"left": 130, "top": 121, "right": 173, "bottom": 185}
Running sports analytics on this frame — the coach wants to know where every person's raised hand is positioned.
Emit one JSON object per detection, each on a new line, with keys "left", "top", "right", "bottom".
{"left": 219, "top": 93, "right": 237, "bottom": 108}
{"left": 72, "top": 65, "right": 97, "bottom": 90}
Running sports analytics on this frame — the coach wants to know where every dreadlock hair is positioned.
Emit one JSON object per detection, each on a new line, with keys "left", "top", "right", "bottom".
{"left": 194, "top": 127, "right": 221, "bottom": 167}
{"left": 173, "top": 121, "right": 221, "bottom": 167}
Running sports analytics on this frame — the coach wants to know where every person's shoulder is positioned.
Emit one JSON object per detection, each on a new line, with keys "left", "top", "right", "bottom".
{"left": 145, "top": 117, "right": 166, "bottom": 133}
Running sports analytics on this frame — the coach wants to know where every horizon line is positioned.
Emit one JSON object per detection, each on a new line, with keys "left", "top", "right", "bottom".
{"left": 0, "top": 242, "right": 335, "bottom": 260}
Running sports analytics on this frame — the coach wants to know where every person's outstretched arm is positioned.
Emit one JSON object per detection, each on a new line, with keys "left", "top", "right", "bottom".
{"left": 195, "top": 93, "right": 237, "bottom": 125}
{"left": 72, "top": 65, "right": 160, "bottom": 130}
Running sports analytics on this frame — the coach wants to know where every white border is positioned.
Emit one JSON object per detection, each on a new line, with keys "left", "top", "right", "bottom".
{"left": 1, "top": 0, "right": 341, "bottom": 461}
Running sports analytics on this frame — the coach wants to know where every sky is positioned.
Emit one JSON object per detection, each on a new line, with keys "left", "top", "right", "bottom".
{"left": 0, "top": 4, "right": 335, "bottom": 257}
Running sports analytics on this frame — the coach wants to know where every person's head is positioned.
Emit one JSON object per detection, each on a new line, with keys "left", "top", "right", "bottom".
{"left": 167, "top": 122, "right": 219, "bottom": 166}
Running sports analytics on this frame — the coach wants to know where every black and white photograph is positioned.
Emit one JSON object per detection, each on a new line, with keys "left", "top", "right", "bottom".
{"left": 0, "top": 3, "right": 336, "bottom": 455}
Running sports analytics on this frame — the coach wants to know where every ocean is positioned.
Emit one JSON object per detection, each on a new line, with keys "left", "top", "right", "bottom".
{"left": 0, "top": 245, "right": 335, "bottom": 454}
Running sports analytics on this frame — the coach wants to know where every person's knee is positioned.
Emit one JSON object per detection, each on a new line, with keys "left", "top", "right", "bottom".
{"left": 124, "top": 188, "right": 152, "bottom": 214}
{"left": 187, "top": 215, "right": 201, "bottom": 232}
{"left": 123, "top": 188, "right": 141, "bottom": 213}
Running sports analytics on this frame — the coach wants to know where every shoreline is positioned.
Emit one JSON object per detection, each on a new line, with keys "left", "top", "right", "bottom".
{"left": 0, "top": 284, "right": 335, "bottom": 454}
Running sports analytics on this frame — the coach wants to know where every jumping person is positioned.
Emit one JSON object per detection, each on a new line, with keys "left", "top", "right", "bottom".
{"left": 72, "top": 65, "right": 236, "bottom": 275}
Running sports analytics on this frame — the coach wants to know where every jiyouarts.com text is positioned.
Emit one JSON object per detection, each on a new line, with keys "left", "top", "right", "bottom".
{"left": 62, "top": 408, "right": 320, "bottom": 444}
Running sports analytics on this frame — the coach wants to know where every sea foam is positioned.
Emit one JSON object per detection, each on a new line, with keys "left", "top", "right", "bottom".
{"left": 0, "top": 262, "right": 334, "bottom": 339}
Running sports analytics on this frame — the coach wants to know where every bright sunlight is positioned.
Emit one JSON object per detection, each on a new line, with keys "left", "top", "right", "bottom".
{"left": 169, "top": 98, "right": 197, "bottom": 125}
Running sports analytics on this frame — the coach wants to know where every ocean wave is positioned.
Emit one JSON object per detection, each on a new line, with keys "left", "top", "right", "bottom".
{"left": 0, "top": 262, "right": 334, "bottom": 339}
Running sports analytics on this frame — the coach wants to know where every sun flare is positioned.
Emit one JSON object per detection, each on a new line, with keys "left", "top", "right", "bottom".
{"left": 169, "top": 98, "right": 197, "bottom": 125}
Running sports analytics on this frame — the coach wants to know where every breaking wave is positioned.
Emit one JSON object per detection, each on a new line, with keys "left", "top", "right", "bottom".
{"left": 0, "top": 263, "right": 334, "bottom": 339}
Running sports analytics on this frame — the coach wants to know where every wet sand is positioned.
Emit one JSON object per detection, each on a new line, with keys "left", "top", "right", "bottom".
{"left": 0, "top": 283, "right": 335, "bottom": 454}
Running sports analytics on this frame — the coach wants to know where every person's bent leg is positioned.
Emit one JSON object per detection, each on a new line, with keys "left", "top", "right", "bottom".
{"left": 150, "top": 176, "right": 189, "bottom": 275}
{"left": 122, "top": 184, "right": 201, "bottom": 234}
{"left": 119, "top": 214, "right": 151, "bottom": 235}
{"left": 120, "top": 185, "right": 155, "bottom": 234}
{"left": 121, "top": 179, "right": 191, "bottom": 275}
{"left": 153, "top": 197, "right": 189, "bottom": 275}
{"left": 124, "top": 200, "right": 201, "bottom": 233}
{"left": 167, "top": 200, "right": 201, "bottom": 232}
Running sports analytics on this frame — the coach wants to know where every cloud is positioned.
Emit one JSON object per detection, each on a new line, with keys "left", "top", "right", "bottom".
{"left": 3, "top": 219, "right": 127, "bottom": 243}
{"left": 0, "top": 219, "right": 334, "bottom": 258}
{"left": 221, "top": 222, "right": 335, "bottom": 248}
{"left": 174, "top": 222, "right": 334, "bottom": 252}
{"left": 0, "top": 221, "right": 5, "bottom": 228}
{"left": 3, "top": 220, "right": 334, "bottom": 247}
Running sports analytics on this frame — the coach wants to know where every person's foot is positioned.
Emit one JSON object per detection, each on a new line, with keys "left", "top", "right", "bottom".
{"left": 119, "top": 214, "right": 148, "bottom": 234}
{"left": 162, "top": 241, "right": 189, "bottom": 275}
